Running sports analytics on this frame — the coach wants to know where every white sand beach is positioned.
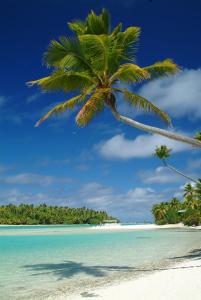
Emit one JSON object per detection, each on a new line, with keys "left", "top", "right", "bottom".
{"left": 65, "top": 257, "right": 201, "bottom": 300}
{"left": 0, "top": 223, "right": 186, "bottom": 236}
{"left": 90, "top": 223, "right": 185, "bottom": 231}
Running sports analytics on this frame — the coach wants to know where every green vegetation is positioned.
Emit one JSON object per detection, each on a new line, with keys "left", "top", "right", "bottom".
{"left": 0, "top": 204, "right": 118, "bottom": 225}
{"left": 152, "top": 180, "right": 201, "bottom": 226}
{"left": 28, "top": 9, "right": 201, "bottom": 148}
{"left": 194, "top": 131, "right": 201, "bottom": 141}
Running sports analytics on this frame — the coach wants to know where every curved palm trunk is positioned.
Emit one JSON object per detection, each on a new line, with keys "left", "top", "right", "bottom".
{"left": 111, "top": 107, "right": 201, "bottom": 148}
{"left": 162, "top": 160, "right": 197, "bottom": 183}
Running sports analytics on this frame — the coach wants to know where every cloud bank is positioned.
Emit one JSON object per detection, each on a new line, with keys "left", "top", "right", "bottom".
{"left": 0, "top": 173, "right": 72, "bottom": 186}
{"left": 139, "top": 69, "right": 201, "bottom": 120}
{"left": 139, "top": 166, "right": 184, "bottom": 184}
{"left": 98, "top": 133, "right": 190, "bottom": 160}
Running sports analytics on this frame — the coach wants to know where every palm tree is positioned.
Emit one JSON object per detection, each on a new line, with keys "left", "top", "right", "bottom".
{"left": 27, "top": 9, "right": 201, "bottom": 148}
{"left": 152, "top": 202, "right": 169, "bottom": 221}
{"left": 169, "top": 197, "right": 181, "bottom": 210}
{"left": 154, "top": 145, "right": 197, "bottom": 182}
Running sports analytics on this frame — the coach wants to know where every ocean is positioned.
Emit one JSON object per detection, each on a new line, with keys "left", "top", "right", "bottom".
{"left": 0, "top": 225, "right": 201, "bottom": 299}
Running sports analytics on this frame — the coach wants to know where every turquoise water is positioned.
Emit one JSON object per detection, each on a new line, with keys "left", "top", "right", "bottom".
{"left": 0, "top": 225, "right": 201, "bottom": 299}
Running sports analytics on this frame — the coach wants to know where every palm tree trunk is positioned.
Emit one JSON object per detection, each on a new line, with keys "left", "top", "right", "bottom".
{"left": 162, "top": 160, "right": 197, "bottom": 183}
{"left": 111, "top": 107, "right": 201, "bottom": 148}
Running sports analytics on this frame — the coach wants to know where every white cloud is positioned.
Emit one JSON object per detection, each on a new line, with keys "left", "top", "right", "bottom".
{"left": 0, "top": 173, "right": 72, "bottom": 186}
{"left": 98, "top": 133, "right": 190, "bottom": 160}
{"left": 67, "top": 183, "right": 166, "bottom": 221}
{"left": 139, "top": 166, "right": 184, "bottom": 184}
{"left": 187, "top": 158, "right": 201, "bottom": 171}
{"left": 0, "top": 188, "right": 67, "bottom": 205}
{"left": 138, "top": 69, "right": 201, "bottom": 120}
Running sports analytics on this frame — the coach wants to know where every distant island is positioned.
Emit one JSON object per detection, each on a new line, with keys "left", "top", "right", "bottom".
{"left": 0, "top": 204, "right": 118, "bottom": 225}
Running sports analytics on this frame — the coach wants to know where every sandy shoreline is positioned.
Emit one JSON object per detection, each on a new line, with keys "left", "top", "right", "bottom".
{"left": 60, "top": 257, "right": 201, "bottom": 300}
{"left": 1, "top": 223, "right": 200, "bottom": 236}
{"left": 90, "top": 223, "right": 185, "bottom": 231}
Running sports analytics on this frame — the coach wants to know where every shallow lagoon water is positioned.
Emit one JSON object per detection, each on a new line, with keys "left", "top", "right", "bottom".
{"left": 0, "top": 225, "right": 201, "bottom": 299}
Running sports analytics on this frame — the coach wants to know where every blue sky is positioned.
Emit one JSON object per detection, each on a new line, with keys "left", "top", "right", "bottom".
{"left": 0, "top": 0, "right": 201, "bottom": 221}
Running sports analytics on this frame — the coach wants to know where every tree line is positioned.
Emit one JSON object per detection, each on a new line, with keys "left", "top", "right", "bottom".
{"left": 152, "top": 180, "right": 201, "bottom": 226}
{"left": 0, "top": 204, "right": 118, "bottom": 225}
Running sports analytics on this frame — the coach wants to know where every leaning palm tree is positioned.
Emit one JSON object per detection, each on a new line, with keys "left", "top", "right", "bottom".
{"left": 27, "top": 9, "right": 201, "bottom": 148}
{"left": 154, "top": 145, "right": 197, "bottom": 182}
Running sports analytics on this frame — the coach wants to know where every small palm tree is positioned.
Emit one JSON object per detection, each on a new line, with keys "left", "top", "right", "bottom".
{"left": 154, "top": 145, "right": 197, "bottom": 182}
{"left": 27, "top": 9, "right": 201, "bottom": 148}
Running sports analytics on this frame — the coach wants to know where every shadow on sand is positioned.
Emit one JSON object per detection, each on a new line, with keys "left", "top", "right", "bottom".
{"left": 23, "top": 261, "right": 135, "bottom": 280}
{"left": 170, "top": 248, "right": 201, "bottom": 261}
{"left": 23, "top": 248, "right": 201, "bottom": 281}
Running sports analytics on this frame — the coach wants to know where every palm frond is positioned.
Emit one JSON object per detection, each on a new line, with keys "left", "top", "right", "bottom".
{"left": 79, "top": 34, "right": 111, "bottom": 73}
{"left": 123, "top": 27, "right": 141, "bottom": 46}
{"left": 85, "top": 9, "right": 110, "bottom": 35}
{"left": 154, "top": 145, "right": 171, "bottom": 159}
{"left": 110, "top": 63, "right": 150, "bottom": 83}
{"left": 44, "top": 36, "right": 98, "bottom": 78}
{"left": 68, "top": 20, "right": 86, "bottom": 35}
{"left": 76, "top": 90, "right": 105, "bottom": 126}
{"left": 116, "top": 27, "right": 141, "bottom": 62}
{"left": 144, "top": 59, "right": 180, "bottom": 79}
{"left": 194, "top": 132, "right": 201, "bottom": 141}
{"left": 27, "top": 70, "right": 95, "bottom": 92}
{"left": 118, "top": 89, "right": 171, "bottom": 125}
{"left": 104, "top": 27, "right": 141, "bottom": 72}
{"left": 111, "top": 23, "right": 122, "bottom": 36}
{"left": 35, "top": 94, "right": 87, "bottom": 127}
{"left": 101, "top": 9, "right": 110, "bottom": 33}
{"left": 68, "top": 9, "right": 110, "bottom": 36}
